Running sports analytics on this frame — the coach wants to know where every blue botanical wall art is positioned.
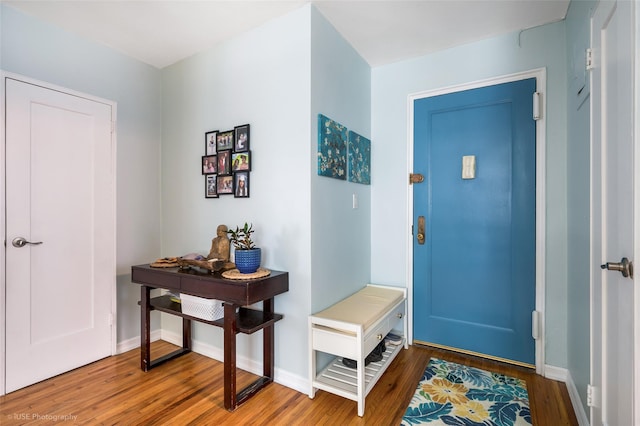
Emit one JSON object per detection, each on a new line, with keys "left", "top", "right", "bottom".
{"left": 317, "top": 114, "right": 347, "bottom": 180}
{"left": 347, "top": 130, "right": 371, "bottom": 185}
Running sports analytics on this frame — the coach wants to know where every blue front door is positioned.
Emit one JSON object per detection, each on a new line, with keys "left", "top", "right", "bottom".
{"left": 413, "top": 78, "right": 536, "bottom": 365}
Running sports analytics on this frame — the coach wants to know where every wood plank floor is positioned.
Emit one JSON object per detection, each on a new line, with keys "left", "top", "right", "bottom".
{"left": 0, "top": 340, "right": 578, "bottom": 425}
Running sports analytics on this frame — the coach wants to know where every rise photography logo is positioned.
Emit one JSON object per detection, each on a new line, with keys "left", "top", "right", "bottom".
{"left": 7, "top": 412, "right": 78, "bottom": 422}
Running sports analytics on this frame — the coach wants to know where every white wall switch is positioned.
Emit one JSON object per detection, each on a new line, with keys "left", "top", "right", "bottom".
{"left": 462, "top": 155, "right": 476, "bottom": 179}
{"left": 352, "top": 193, "right": 359, "bottom": 209}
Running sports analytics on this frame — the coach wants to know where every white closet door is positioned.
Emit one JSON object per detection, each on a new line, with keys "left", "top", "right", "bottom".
{"left": 5, "top": 76, "right": 115, "bottom": 393}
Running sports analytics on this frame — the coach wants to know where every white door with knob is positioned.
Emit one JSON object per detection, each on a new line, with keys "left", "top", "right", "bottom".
{"left": 590, "top": 1, "right": 637, "bottom": 425}
{"left": 3, "top": 75, "right": 116, "bottom": 393}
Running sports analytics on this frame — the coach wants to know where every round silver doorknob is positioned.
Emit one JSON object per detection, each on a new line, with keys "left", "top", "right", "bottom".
{"left": 12, "top": 237, "right": 43, "bottom": 248}
{"left": 601, "top": 257, "right": 633, "bottom": 279}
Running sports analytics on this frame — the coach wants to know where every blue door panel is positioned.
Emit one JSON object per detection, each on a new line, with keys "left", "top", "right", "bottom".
{"left": 413, "top": 78, "right": 536, "bottom": 365}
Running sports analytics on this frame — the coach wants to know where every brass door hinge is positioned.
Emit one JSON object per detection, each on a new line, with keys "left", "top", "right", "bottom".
{"left": 409, "top": 173, "right": 424, "bottom": 184}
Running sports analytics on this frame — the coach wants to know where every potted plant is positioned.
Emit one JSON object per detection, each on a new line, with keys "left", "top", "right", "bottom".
{"left": 227, "top": 222, "right": 261, "bottom": 274}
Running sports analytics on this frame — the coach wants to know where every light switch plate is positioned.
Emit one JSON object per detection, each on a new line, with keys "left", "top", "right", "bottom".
{"left": 462, "top": 155, "right": 476, "bottom": 179}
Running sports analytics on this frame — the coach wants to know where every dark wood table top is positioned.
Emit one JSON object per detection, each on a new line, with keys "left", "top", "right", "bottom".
{"left": 131, "top": 264, "right": 289, "bottom": 306}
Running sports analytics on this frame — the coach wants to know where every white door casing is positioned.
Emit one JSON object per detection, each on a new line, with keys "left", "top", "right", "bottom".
{"left": 590, "top": 1, "right": 636, "bottom": 425}
{"left": 3, "top": 74, "right": 117, "bottom": 394}
{"left": 635, "top": 2, "right": 640, "bottom": 421}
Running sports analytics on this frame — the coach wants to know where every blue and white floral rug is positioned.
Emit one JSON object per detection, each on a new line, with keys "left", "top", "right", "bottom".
{"left": 401, "top": 358, "right": 532, "bottom": 426}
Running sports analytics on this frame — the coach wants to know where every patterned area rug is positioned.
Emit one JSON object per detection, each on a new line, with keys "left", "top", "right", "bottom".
{"left": 401, "top": 358, "right": 532, "bottom": 426}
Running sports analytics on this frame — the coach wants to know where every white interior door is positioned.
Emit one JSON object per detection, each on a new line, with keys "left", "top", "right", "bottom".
{"left": 590, "top": 1, "right": 636, "bottom": 425}
{"left": 4, "top": 76, "right": 116, "bottom": 393}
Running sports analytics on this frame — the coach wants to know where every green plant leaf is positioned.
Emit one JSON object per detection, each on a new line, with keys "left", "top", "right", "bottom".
{"left": 227, "top": 222, "right": 256, "bottom": 250}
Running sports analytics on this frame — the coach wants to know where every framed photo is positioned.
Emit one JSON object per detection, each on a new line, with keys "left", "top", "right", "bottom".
{"left": 234, "top": 171, "right": 249, "bottom": 198}
{"left": 217, "top": 175, "right": 234, "bottom": 195}
{"left": 217, "top": 150, "right": 231, "bottom": 175}
{"left": 205, "top": 130, "right": 218, "bottom": 155}
{"left": 202, "top": 155, "right": 217, "bottom": 175}
{"left": 205, "top": 175, "right": 218, "bottom": 198}
{"left": 217, "top": 130, "right": 234, "bottom": 151}
{"left": 232, "top": 151, "right": 251, "bottom": 172}
{"left": 234, "top": 124, "right": 250, "bottom": 152}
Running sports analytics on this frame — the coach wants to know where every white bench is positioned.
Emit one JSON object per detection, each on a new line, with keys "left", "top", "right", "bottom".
{"left": 308, "top": 284, "right": 408, "bottom": 416}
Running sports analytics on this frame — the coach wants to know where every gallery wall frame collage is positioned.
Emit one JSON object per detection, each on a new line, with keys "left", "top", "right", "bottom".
{"left": 202, "top": 124, "right": 251, "bottom": 198}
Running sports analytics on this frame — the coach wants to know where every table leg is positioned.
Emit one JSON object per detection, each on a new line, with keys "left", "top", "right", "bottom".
{"left": 223, "top": 302, "right": 238, "bottom": 411}
{"left": 263, "top": 298, "right": 274, "bottom": 379}
{"left": 182, "top": 317, "right": 192, "bottom": 351}
{"left": 140, "top": 285, "right": 151, "bottom": 371}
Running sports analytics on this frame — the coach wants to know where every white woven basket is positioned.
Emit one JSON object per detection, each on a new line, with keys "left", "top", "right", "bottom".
{"left": 180, "top": 293, "right": 224, "bottom": 321}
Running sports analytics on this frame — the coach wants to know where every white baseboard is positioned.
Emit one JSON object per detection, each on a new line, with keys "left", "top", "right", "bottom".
{"left": 545, "top": 364, "right": 589, "bottom": 426}
{"left": 160, "top": 330, "right": 308, "bottom": 395}
{"left": 116, "top": 330, "right": 162, "bottom": 354}
{"left": 544, "top": 364, "right": 568, "bottom": 381}
{"left": 565, "top": 370, "right": 590, "bottom": 426}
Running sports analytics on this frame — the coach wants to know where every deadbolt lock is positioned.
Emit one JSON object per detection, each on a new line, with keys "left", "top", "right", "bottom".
{"left": 417, "top": 216, "right": 426, "bottom": 245}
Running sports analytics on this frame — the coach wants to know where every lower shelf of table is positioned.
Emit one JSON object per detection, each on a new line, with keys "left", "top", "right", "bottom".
{"left": 312, "top": 340, "right": 404, "bottom": 401}
{"left": 145, "top": 295, "right": 283, "bottom": 334}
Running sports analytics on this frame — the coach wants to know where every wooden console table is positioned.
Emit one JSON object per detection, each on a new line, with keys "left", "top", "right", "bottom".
{"left": 131, "top": 264, "right": 289, "bottom": 411}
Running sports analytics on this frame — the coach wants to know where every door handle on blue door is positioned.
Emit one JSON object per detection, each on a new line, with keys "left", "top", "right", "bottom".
{"left": 417, "top": 216, "right": 425, "bottom": 245}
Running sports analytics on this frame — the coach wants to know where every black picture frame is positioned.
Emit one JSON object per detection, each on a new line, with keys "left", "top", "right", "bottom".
{"left": 217, "top": 150, "right": 231, "bottom": 175}
{"left": 217, "top": 175, "right": 234, "bottom": 195}
{"left": 232, "top": 151, "right": 251, "bottom": 172}
{"left": 205, "top": 175, "right": 218, "bottom": 198}
{"left": 205, "top": 130, "right": 218, "bottom": 155}
{"left": 234, "top": 124, "right": 250, "bottom": 152}
{"left": 234, "top": 171, "right": 249, "bottom": 198}
{"left": 217, "top": 130, "right": 234, "bottom": 151}
{"left": 202, "top": 155, "right": 217, "bottom": 175}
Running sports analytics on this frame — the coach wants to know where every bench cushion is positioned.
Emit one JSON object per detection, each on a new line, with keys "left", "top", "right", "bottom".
{"left": 313, "top": 285, "right": 404, "bottom": 330}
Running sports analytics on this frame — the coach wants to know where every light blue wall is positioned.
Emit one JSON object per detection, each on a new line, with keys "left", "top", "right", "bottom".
{"left": 371, "top": 22, "right": 569, "bottom": 367}
{"left": 0, "top": 4, "right": 163, "bottom": 343}
{"left": 310, "top": 6, "right": 372, "bottom": 312}
{"left": 565, "top": 0, "right": 596, "bottom": 417}
{"left": 160, "top": 4, "right": 373, "bottom": 385}
{"left": 161, "top": 5, "right": 312, "bottom": 383}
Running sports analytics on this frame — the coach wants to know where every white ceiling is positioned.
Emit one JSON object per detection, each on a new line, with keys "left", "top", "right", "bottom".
{"left": 5, "top": 0, "right": 570, "bottom": 69}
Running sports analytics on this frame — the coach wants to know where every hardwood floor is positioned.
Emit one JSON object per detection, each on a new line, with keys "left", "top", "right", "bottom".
{"left": 0, "top": 340, "right": 578, "bottom": 425}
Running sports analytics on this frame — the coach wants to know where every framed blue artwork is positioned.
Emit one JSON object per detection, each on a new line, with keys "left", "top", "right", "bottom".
{"left": 348, "top": 130, "right": 371, "bottom": 185}
{"left": 317, "top": 114, "right": 347, "bottom": 180}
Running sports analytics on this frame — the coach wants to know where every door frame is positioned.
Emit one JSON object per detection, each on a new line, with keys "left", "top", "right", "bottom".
{"left": 0, "top": 71, "right": 118, "bottom": 396}
{"left": 636, "top": 2, "right": 640, "bottom": 418}
{"left": 406, "top": 68, "right": 547, "bottom": 374}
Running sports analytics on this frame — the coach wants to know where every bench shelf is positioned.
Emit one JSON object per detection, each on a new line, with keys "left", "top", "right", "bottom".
{"left": 313, "top": 340, "right": 404, "bottom": 400}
